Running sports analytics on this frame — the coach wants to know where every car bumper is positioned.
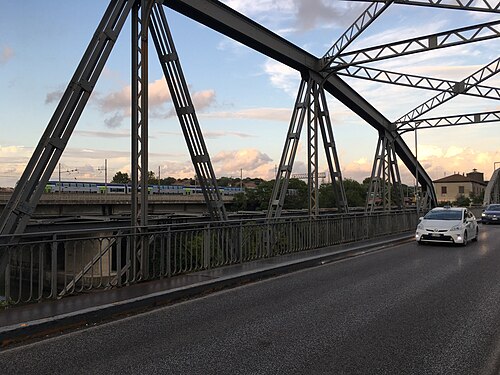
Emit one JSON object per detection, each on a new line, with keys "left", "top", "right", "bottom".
{"left": 481, "top": 216, "right": 500, "bottom": 224}
{"left": 415, "top": 231, "right": 465, "bottom": 244}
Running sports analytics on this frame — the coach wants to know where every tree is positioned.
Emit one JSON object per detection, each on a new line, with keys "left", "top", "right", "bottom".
{"left": 111, "top": 171, "right": 130, "bottom": 184}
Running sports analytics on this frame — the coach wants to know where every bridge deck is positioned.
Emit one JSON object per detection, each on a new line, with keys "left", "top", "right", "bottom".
{"left": 0, "top": 232, "right": 410, "bottom": 344}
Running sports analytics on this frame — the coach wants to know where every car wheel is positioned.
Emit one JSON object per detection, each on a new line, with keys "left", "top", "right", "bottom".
{"left": 472, "top": 227, "right": 479, "bottom": 242}
{"left": 461, "top": 231, "right": 468, "bottom": 247}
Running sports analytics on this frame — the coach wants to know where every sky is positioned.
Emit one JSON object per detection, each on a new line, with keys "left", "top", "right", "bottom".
{"left": 0, "top": 0, "right": 499, "bottom": 188}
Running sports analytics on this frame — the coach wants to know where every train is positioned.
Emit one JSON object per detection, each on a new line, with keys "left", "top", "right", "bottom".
{"left": 44, "top": 180, "right": 244, "bottom": 195}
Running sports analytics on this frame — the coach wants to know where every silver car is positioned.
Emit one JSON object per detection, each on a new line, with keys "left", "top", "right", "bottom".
{"left": 415, "top": 207, "right": 478, "bottom": 246}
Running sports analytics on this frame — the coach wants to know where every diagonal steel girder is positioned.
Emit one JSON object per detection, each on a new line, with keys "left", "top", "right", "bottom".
{"left": 162, "top": 0, "right": 437, "bottom": 205}
{"left": 351, "top": 0, "right": 500, "bottom": 13}
{"left": 325, "top": 20, "right": 500, "bottom": 71}
{"left": 322, "top": 1, "right": 393, "bottom": 64}
{"left": 337, "top": 65, "right": 500, "bottom": 101}
{"left": 398, "top": 110, "right": 500, "bottom": 132}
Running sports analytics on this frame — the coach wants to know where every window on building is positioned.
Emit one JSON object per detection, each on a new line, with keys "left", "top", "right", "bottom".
{"left": 441, "top": 186, "right": 447, "bottom": 194}
{"left": 459, "top": 186, "right": 465, "bottom": 194}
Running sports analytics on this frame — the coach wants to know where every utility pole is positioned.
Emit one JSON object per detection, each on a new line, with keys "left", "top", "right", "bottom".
{"left": 240, "top": 168, "right": 243, "bottom": 191}
{"left": 158, "top": 165, "right": 161, "bottom": 193}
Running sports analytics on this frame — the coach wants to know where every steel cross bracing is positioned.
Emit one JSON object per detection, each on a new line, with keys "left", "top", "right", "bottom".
{"left": 366, "top": 133, "right": 405, "bottom": 213}
{"left": 398, "top": 110, "right": 500, "bottom": 132}
{"left": 267, "top": 75, "right": 348, "bottom": 219}
{"left": 131, "top": 1, "right": 153, "bottom": 279}
{"left": 308, "top": 80, "right": 320, "bottom": 217}
{"left": 322, "top": 1, "right": 393, "bottom": 66}
{"left": 396, "top": 57, "right": 500, "bottom": 124}
{"left": 268, "top": 79, "right": 309, "bottom": 219}
{"left": 163, "top": 0, "right": 438, "bottom": 208}
{"left": 337, "top": 66, "right": 500, "bottom": 101}
{"left": 149, "top": 3, "right": 227, "bottom": 221}
{"left": 0, "top": 0, "right": 134, "bottom": 241}
{"left": 352, "top": 0, "right": 500, "bottom": 13}
{"left": 324, "top": 20, "right": 500, "bottom": 71}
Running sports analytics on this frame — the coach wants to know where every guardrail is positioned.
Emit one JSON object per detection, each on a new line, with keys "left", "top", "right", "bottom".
{"left": 0, "top": 192, "right": 234, "bottom": 204}
{"left": 0, "top": 211, "right": 418, "bottom": 305}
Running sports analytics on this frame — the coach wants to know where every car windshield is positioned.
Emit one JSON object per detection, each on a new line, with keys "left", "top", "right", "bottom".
{"left": 486, "top": 204, "right": 500, "bottom": 211}
{"left": 424, "top": 210, "right": 462, "bottom": 221}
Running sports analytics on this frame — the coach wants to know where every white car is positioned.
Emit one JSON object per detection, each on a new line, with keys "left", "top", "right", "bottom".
{"left": 415, "top": 207, "right": 478, "bottom": 246}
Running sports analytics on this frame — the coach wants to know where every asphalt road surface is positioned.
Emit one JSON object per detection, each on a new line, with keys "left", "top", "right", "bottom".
{"left": 1, "top": 224, "right": 500, "bottom": 375}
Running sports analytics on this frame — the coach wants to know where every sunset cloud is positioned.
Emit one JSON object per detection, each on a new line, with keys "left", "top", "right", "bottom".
{"left": 98, "top": 79, "right": 216, "bottom": 127}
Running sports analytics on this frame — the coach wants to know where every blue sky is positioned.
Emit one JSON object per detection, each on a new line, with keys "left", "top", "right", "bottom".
{"left": 0, "top": 0, "right": 499, "bottom": 187}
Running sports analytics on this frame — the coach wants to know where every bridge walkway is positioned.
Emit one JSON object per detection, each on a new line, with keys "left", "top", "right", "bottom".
{"left": 0, "top": 232, "right": 411, "bottom": 345}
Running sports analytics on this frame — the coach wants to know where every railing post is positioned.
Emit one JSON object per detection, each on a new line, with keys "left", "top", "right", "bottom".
{"left": 203, "top": 224, "right": 210, "bottom": 269}
{"left": 51, "top": 234, "right": 58, "bottom": 299}
{"left": 238, "top": 223, "right": 243, "bottom": 263}
{"left": 166, "top": 227, "right": 172, "bottom": 277}
{"left": 3, "top": 247, "right": 11, "bottom": 303}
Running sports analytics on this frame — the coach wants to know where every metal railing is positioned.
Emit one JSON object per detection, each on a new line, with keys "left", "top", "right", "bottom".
{"left": 0, "top": 211, "right": 418, "bottom": 305}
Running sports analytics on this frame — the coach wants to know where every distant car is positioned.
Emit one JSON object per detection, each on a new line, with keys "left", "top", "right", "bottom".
{"left": 415, "top": 207, "right": 478, "bottom": 246}
{"left": 481, "top": 204, "right": 500, "bottom": 224}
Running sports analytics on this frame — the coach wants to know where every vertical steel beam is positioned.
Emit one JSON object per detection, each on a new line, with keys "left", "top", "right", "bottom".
{"left": 149, "top": 3, "right": 227, "bottom": 221}
{"left": 308, "top": 83, "right": 319, "bottom": 217}
{"left": 131, "top": 0, "right": 153, "bottom": 279}
{"left": 267, "top": 78, "right": 310, "bottom": 219}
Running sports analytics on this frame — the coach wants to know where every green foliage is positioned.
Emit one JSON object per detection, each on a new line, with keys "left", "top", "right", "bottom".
{"left": 469, "top": 190, "right": 484, "bottom": 205}
{"left": 319, "top": 179, "right": 367, "bottom": 208}
{"left": 454, "top": 195, "right": 471, "bottom": 207}
{"left": 111, "top": 171, "right": 130, "bottom": 184}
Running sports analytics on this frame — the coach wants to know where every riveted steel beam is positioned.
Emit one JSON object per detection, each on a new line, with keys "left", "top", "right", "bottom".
{"left": 150, "top": 2, "right": 227, "bottom": 221}
{"left": 351, "top": 0, "right": 500, "bottom": 13}
{"left": 396, "top": 57, "right": 500, "bottom": 124}
{"left": 326, "top": 20, "right": 500, "bottom": 70}
{"left": 398, "top": 110, "right": 500, "bottom": 132}
{"left": 322, "top": 1, "right": 393, "bottom": 65}
{"left": 338, "top": 65, "right": 500, "bottom": 100}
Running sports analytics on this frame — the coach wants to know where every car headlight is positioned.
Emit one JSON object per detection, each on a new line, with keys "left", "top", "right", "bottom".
{"left": 450, "top": 224, "right": 461, "bottom": 231}
{"left": 417, "top": 223, "right": 424, "bottom": 230}
{"left": 482, "top": 213, "right": 486, "bottom": 217}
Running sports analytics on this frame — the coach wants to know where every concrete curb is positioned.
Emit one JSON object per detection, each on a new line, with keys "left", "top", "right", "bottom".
{"left": 0, "top": 233, "right": 412, "bottom": 347}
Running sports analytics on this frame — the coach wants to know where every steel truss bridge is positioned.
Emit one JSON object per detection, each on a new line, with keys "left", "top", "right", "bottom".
{"left": 1, "top": 0, "right": 499, "bottom": 295}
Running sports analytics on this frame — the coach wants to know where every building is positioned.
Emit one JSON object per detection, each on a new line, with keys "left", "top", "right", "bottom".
{"left": 433, "top": 169, "right": 487, "bottom": 203}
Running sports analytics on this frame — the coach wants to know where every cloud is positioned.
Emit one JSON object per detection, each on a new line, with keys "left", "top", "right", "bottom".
{"left": 74, "top": 130, "right": 130, "bottom": 138}
{"left": 104, "top": 113, "right": 126, "bottom": 129}
{"left": 0, "top": 46, "right": 14, "bottom": 64}
{"left": 211, "top": 148, "right": 275, "bottom": 178}
{"left": 203, "top": 131, "right": 256, "bottom": 139}
{"left": 45, "top": 90, "right": 64, "bottom": 104}
{"left": 203, "top": 107, "right": 292, "bottom": 122}
{"left": 295, "top": 0, "right": 356, "bottom": 31}
{"left": 263, "top": 59, "right": 300, "bottom": 96}
{"left": 222, "top": 0, "right": 363, "bottom": 32}
{"left": 98, "top": 79, "right": 216, "bottom": 127}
